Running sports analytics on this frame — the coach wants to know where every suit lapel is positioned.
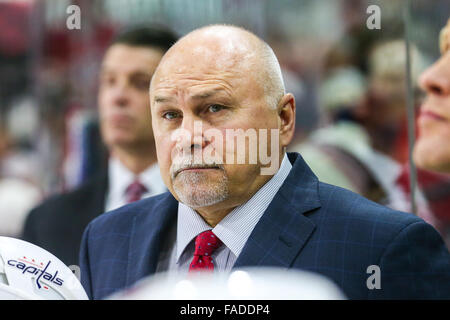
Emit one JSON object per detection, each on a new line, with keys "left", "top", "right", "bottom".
{"left": 233, "top": 153, "right": 321, "bottom": 269}
{"left": 125, "top": 152, "right": 321, "bottom": 281}
{"left": 79, "top": 171, "right": 108, "bottom": 228}
{"left": 91, "top": 172, "right": 108, "bottom": 217}
{"left": 126, "top": 193, "right": 178, "bottom": 286}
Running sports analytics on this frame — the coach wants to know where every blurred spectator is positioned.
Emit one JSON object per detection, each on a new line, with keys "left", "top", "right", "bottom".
{"left": 0, "top": 177, "right": 41, "bottom": 237}
{"left": 0, "top": 1, "right": 44, "bottom": 237}
{"left": 414, "top": 18, "right": 450, "bottom": 173}
{"left": 397, "top": 18, "right": 450, "bottom": 248}
{"left": 0, "top": 121, "right": 42, "bottom": 237}
{"left": 22, "top": 26, "right": 177, "bottom": 266}
{"left": 290, "top": 38, "right": 426, "bottom": 207}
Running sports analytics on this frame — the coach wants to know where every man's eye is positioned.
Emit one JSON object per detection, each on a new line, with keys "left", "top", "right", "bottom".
{"left": 132, "top": 79, "right": 150, "bottom": 91}
{"left": 101, "top": 77, "right": 115, "bottom": 86}
{"left": 131, "top": 77, "right": 151, "bottom": 91}
{"left": 207, "top": 104, "right": 226, "bottom": 113}
{"left": 162, "top": 111, "right": 180, "bottom": 120}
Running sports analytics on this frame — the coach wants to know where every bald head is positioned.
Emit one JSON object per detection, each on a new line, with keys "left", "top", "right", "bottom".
{"left": 150, "top": 25, "right": 296, "bottom": 219}
{"left": 151, "top": 25, "right": 285, "bottom": 109}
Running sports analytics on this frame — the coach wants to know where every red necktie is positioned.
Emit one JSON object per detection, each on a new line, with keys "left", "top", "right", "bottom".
{"left": 125, "top": 180, "right": 147, "bottom": 203}
{"left": 189, "top": 230, "right": 222, "bottom": 273}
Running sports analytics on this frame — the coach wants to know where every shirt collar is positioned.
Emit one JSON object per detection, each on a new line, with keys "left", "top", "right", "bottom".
{"left": 108, "top": 157, "right": 166, "bottom": 198}
{"left": 139, "top": 161, "right": 167, "bottom": 195}
{"left": 176, "top": 153, "right": 292, "bottom": 262}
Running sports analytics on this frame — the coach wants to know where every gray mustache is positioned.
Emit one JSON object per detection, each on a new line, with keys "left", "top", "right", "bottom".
{"left": 171, "top": 162, "right": 223, "bottom": 179}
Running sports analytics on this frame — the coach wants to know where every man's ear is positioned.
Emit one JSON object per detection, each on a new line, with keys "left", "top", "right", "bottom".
{"left": 277, "top": 93, "right": 296, "bottom": 148}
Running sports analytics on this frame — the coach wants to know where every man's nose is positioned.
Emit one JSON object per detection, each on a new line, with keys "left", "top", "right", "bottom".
{"left": 179, "top": 116, "right": 208, "bottom": 151}
{"left": 111, "top": 82, "right": 131, "bottom": 108}
{"left": 419, "top": 58, "right": 450, "bottom": 96}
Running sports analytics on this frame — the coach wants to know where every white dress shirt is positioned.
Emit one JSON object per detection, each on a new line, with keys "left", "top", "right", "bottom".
{"left": 156, "top": 153, "right": 292, "bottom": 277}
{"left": 104, "top": 157, "right": 166, "bottom": 212}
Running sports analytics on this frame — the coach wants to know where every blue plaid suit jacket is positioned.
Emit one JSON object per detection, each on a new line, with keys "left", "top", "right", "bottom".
{"left": 80, "top": 153, "right": 450, "bottom": 300}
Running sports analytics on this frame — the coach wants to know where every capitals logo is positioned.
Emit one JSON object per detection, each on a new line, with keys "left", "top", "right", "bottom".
{"left": 7, "top": 257, "right": 64, "bottom": 290}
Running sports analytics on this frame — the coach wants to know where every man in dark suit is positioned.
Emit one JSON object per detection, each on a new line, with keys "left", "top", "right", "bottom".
{"left": 22, "top": 27, "right": 177, "bottom": 266}
{"left": 80, "top": 25, "right": 450, "bottom": 300}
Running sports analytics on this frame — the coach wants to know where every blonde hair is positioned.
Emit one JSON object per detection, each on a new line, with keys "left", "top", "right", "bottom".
{"left": 439, "top": 19, "right": 450, "bottom": 54}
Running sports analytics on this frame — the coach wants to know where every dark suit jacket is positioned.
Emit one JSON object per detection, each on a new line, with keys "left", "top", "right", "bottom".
{"left": 80, "top": 153, "right": 450, "bottom": 300}
{"left": 23, "top": 172, "right": 108, "bottom": 267}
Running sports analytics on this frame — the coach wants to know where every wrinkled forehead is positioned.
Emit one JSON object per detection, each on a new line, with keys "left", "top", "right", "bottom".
{"left": 162, "top": 45, "right": 244, "bottom": 74}
{"left": 151, "top": 37, "right": 256, "bottom": 93}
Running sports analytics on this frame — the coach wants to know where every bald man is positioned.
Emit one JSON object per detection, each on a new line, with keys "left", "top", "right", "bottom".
{"left": 80, "top": 25, "right": 450, "bottom": 300}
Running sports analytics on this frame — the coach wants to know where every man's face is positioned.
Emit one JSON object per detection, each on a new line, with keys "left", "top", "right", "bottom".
{"left": 98, "top": 44, "right": 164, "bottom": 152}
{"left": 414, "top": 50, "right": 450, "bottom": 173}
{"left": 150, "top": 42, "right": 285, "bottom": 210}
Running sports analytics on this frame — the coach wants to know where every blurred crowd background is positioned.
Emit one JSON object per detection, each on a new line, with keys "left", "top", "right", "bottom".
{"left": 0, "top": 0, "right": 449, "bottom": 247}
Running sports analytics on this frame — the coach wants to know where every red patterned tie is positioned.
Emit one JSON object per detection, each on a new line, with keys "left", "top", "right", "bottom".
{"left": 125, "top": 180, "right": 147, "bottom": 203}
{"left": 189, "top": 230, "right": 222, "bottom": 272}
